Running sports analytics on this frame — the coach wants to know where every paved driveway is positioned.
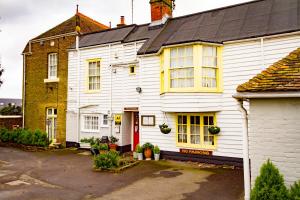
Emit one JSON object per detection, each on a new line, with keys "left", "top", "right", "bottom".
{"left": 0, "top": 147, "right": 244, "bottom": 200}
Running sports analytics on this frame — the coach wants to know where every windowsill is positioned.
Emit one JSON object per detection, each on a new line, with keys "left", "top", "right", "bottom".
{"left": 160, "top": 89, "right": 223, "bottom": 95}
{"left": 85, "top": 90, "right": 101, "bottom": 94}
{"left": 81, "top": 130, "right": 100, "bottom": 133}
{"left": 44, "top": 78, "right": 59, "bottom": 83}
{"left": 176, "top": 143, "right": 217, "bottom": 150}
{"left": 100, "top": 125, "right": 109, "bottom": 128}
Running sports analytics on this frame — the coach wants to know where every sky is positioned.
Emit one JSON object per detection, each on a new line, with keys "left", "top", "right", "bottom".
{"left": 0, "top": 0, "right": 252, "bottom": 98}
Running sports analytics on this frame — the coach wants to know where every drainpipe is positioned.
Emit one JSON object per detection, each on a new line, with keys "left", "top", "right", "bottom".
{"left": 76, "top": 35, "right": 81, "bottom": 143}
{"left": 260, "top": 37, "right": 265, "bottom": 70}
{"left": 109, "top": 44, "right": 113, "bottom": 137}
{"left": 238, "top": 99, "right": 251, "bottom": 200}
{"left": 22, "top": 54, "right": 26, "bottom": 128}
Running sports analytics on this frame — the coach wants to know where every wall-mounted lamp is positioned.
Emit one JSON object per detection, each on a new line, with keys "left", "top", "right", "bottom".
{"left": 136, "top": 87, "right": 142, "bottom": 93}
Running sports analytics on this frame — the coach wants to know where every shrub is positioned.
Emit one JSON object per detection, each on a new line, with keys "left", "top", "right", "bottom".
{"left": 109, "top": 136, "right": 119, "bottom": 144}
{"left": 153, "top": 145, "right": 160, "bottom": 154}
{"left": 94, "top": 150, "right": 120, "bottom": 169}
{"left": 289, "top": 181, "right": 300, "bottom": 200}
{"left": 251, "top": 159, "right": 289, "bottom": 200}
{"left": 0, "top": 128, "right": 49, "bottom": 147}
{"left": 99, "top": 143, "right": 109, "bottom": 151}
{"left": 142, "top": 142, "right": 154, "bottom": 150}
{"left": 135, "top": 144, "right": 143, "bottom": 153}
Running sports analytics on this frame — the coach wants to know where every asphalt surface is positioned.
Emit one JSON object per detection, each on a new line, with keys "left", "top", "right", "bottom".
{"left": 0, "top": 146, "right": 244, "bottom": 200}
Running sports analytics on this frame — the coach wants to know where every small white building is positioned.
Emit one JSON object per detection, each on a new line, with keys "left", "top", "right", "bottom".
{"left": 66, "top": 0, "right": 300, "bottom": 168}
{"left": 234, "top": 47, "right": 300, "bottom": 199}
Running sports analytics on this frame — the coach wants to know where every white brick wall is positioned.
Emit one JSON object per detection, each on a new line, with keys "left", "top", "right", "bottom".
{"left": 249, "top": 98, "right": 300, "bottom": 187}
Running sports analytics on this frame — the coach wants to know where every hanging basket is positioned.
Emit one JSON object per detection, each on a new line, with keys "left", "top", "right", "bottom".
{"left": 208, "top": 126, "right": 221, "bottom": 135}
{"left": 159, "top": 123, "right": 172, "bottom": 134}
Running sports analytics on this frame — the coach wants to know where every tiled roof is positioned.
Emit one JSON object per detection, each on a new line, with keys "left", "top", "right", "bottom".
{"left": 33, "top": 12, "right": 108, "bottom": 40}
{"left": 237, "top": 48, "right": 300, "bottom": 92}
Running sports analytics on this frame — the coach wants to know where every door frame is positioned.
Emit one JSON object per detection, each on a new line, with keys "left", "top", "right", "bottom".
{"left": 131, "top": 111, "right": 139, "bottom": 151}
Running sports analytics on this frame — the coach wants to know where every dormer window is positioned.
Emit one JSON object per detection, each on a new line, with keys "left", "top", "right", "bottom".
{"left": 48, "top": 53, "right": 57, "bottom": 79}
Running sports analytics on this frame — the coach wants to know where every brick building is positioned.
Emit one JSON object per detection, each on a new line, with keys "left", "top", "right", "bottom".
{"left": 22, "top": 11, "right": 108, "bottom": 145}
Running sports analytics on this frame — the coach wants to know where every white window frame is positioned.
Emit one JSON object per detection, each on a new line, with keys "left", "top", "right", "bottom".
{"left": 81, "top": 114, "right": 100, "bottom": 132}
{"left": 101, "top": 114, "right": 109, "bottom": 127}
{"left": 87, "top": 60, "right": 101, "bottom": 91}
{"left": 48, "top": 53, "right": 57, "bottom": 79}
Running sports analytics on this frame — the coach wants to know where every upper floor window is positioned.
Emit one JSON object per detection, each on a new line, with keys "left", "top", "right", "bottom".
{"left": 170, "top": 46, "right": 194, "bottom": 88}
{"left": 88, "top": 60, "right": 101, "bottom": 91}
{"left": 48, "top": 53, "right": 57, "bottom": 79}
{"left": 161, "top": 45, "right": 222, "bottom": 93}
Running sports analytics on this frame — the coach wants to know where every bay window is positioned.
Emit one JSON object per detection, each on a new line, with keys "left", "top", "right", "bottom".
{"left": 160, "top": 44, "right": 222, "bottom": 93}
{"left": 176, "top": 114, "right": 216, "bottom": 148}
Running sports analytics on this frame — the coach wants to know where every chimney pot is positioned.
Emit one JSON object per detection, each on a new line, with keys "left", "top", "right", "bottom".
{"left": 117, "top": 16, "right": 126, "bottom": 28}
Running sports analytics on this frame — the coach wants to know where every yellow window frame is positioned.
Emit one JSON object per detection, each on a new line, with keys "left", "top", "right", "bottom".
{"left": 85, "top": 58, "right": 101, "bottom": 93}
{"left": 175, "top": 113, "right": 217, "bottom": 150}
{"left": 129, "top": 65, "right": 136, "bottom": 75}
{"left": 160, "top": 45, "right": 223, "bottom": 94}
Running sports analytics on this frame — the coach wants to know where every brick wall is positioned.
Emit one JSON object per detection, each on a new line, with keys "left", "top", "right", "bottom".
{"left": 150, "top": 0, "right": 173, "bottom": 21}
{"left": 24, "top": 35, "right": 76, "bottom": 144}
{"left": 249, "top": 98, "right": 300, "bottom": 186}
{"left": 0, "top": 116, "right": 22, "bottom": 130}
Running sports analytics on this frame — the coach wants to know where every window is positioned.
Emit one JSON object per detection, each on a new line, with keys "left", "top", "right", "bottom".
{"left": 102, "top": 114, "right": 108, "bottom": 127}
{"left": 48, "top": 53, "right": 57, "bottom": 79}
{"left": 88, "top": 60, "right": 101, "bottom": 91}
{"left": 160, "top": 45, "right": 222, "bottom": 93}
{"left": 46, "top": 108, "right": 57, "bottom": 141}
{"left": 202, "top": 46, "right": 217, "bottom": 88}
{"left": 129, "top": 65, "right": 136, "bottom": 75}
{"left": 176, "top": 114, "right": 216, "bottom": 148}
{"left": 83, "top": 115, "right": 99, "bottom": 131}
{"left": 170, "top": 46, "right": 194, "bottom": 88}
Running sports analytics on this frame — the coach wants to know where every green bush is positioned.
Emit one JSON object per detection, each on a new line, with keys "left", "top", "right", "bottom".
{"left": 290, "top": 181, "right": 300, "bottom": 200}
{"left": 0, "top": 128, "right": 49, "bottom": 147}
{"left": 251, "top": 159, "right": 289, "bottom": 200}
{"left": 99, "top": 143, "right": 109, "bottom": 151}
{"left": 94, "top": 150, "right": 120, "bottom": 169}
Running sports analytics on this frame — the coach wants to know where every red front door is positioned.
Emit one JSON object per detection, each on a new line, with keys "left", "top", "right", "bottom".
{"left": 133, "top": 112, "right": 139, "bottom": 150}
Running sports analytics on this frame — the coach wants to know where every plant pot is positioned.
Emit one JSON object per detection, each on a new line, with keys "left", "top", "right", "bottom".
{"left": 137, "top": 153, "right": 143, "bottom": 160}
{"left": 160, "top": 127, "right": 172, "bottom": 134}
{"left": 154, "top": 153, "right": 160, "bottom": 161}
{"left": 133, "top": 152, "right": 138, "bottom": 159}
{"left": 144, "top": 148, "right": 152, "bottom": 160}
{"left": 80, "top": 142, "right": 91, "bottom": 149}
{"left": 109, "top": 144, "right": 118, "bottom": 151}
{"left": 90, "top": 147, "right": 99, "bottom": 156}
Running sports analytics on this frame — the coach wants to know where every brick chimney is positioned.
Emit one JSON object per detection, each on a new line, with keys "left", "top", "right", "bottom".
{"left": 150, "top": 0, "right": 175, "bottom": 22}
{"left": 117, "top": 16, "right": 126, "bottom": 28}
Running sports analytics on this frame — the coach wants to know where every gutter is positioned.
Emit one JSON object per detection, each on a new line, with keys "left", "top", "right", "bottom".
{"left": 233, "top": 91, "right": 300, "bottom": 99}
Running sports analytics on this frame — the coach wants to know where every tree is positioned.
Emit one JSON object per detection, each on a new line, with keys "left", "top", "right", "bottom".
{"left": 290, "top": 181, "right": 300, "bottom": 200}
{"left": 0, "top": 103, "right": 22, "bottom": 115}
{"left": 251, "top": 159, "right": 289, "bottom": 200}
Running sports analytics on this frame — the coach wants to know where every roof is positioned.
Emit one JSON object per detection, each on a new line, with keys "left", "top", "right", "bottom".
{"left": 75, "top": 0, "right": 300, "bottom": 55}
{"left": 23, "top": 12, "right": 109, "bottom": 53}
{"left": 237, "top": 48, "right": 300, "bottom": 92}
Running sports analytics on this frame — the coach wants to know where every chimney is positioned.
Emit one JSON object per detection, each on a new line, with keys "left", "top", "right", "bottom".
{"left": 117, "top": 16, "right": 126, "bottom": 28}
{"left": 150, "top": 0, "right": 175, "bottom": 22}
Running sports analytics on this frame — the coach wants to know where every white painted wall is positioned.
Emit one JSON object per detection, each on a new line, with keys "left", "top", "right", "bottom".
{"left": 248, "top": 98, "right": 300, "bottom": 187}
{"left": 66, "top": 42, "right": 144, "bottom": 146}
{"left": 139, "top": 34, "right": 300, "bottom": 158}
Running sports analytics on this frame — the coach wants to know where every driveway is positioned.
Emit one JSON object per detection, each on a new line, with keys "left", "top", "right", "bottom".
{"left": 0, "top": 146, "right": 244, "bottom": 200}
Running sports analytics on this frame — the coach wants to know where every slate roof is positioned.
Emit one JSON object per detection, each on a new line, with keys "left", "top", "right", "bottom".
{"left": 75, "top": 0, "right": 300, "bottom": 55}
{"left": 237, "top": 48, "right": 300, "bottom": 92}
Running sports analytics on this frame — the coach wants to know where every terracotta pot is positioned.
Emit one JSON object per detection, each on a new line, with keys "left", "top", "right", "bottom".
{"left": 144, "top": 148, "right": 152, "bottom": 160}
{"left": 109, "top": 144, "right": 118, "bottom": 151}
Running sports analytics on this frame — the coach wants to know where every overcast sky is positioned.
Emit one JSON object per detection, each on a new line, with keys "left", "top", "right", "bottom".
{"left": 0, "top": 0, "right": 251, "bottom": 98}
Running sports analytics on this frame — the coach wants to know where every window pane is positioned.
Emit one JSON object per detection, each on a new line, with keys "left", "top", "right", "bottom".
{"left": 88, "top": 61, "right": 100, "bottom": 90}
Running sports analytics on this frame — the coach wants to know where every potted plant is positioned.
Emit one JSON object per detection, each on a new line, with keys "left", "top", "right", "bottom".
{"left": 91, "top": 143, "right": 99, "bottom": 156}
{"left": 136, "top": 144, "right": 143, "bottom": 160}
{"left": 153, "top": 145, "right": 160, "bottom": 161}
{"left": 159, "top": 123, "right": 172, "bottom": 134}
{"left": 99, "top": 143, "right": 109, "bottom": 154}
{"left": 208, "top": 126, "right": 221, "bottom": 135}
{"left": 133, "top": 145, "right": 138, "bottom": 159}
{"left": 109, "top": 136, "right": 119, "bottom": 151}
{"left": 142, "top": 142, "right": 154, "bottom": 160}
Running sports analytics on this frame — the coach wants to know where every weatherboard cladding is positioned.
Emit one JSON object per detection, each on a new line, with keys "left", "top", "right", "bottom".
{"left": 76, "top": 0, "right": 300, "bottom": 55}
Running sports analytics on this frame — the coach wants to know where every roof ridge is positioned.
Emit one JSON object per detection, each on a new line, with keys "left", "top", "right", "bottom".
{"left": 169, "top": 0, "right": 263, "bottom": 21}
{"left": 77, "top": 12, "right": 109, "bottom": 29}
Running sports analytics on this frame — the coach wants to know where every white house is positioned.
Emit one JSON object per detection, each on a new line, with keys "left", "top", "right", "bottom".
{"left": 66, "top": 0, "right": 300, "bottom": 169}
{"left": 234, "top": 47, "right": 300, "bottom": 199}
